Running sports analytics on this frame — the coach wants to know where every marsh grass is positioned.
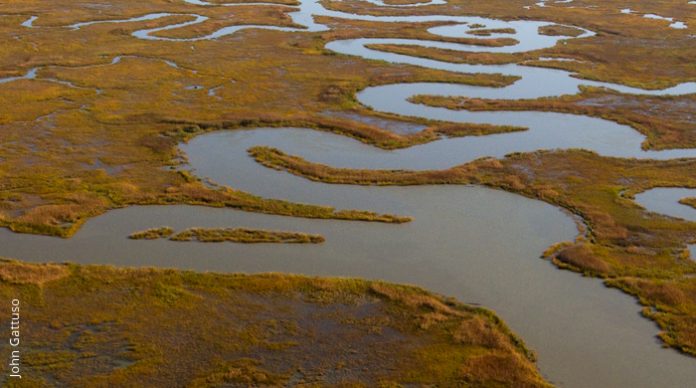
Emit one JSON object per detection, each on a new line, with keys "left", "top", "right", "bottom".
{"left": 538, "top": 24, "right": 585, "bottom": 37}
{"left": 0, "top": 259, "right": 550, "bottom": 386}
{"left": 128, "top": 227, "right": 174, "bottom": 240}
{"left": 410, "top": 87, "right": 696, "bottom": 151}
{"left": 467, "top": 27, "right": 516, "bottom": 36}
{"left": 679, "top": 198, "right": 696, "bottom": 210}
{"left": 2, "top": 12, "right": 515, "bottom": 237}
{"left": 169, "top": 227, "right": 325, "bottom": 243}
{"left": 2, "top": 0, "right": 696, "bottom": 363}
{"left": 367, "top": 43, "right": 525, "bottom": 65}
{"left": 434, "top": 122, "right": 526, "bottom": 137}
{"left": 249, "top": 145, "right": 696, "bottom": 356}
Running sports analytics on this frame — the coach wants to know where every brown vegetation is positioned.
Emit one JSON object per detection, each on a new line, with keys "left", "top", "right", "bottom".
{"left": 367, "top": 42, "right": 523, "bottom": 64}
{"left": 411, "top": 86, "right": 696, "bottom": 150}
{"left": 538, "top": 24, "right": 586, "bottom": 37}
{"left": 679, "top": 198, "right": 696, "bottom": 211}
{"left": 3, "top": 0, "right": 696, "bottom": 366}
{"left": 170, "top": 227, "right": 325, "bottom": 243}
{"left": 468, "top": 27, "right": 515, "bottom": 36}
{"left": 248, "top": 145, "right": 696, "bottom": 355}
{"left": 0, "top": 4, "right": 524, "bottom": 236}
{"left": 4, "top": 0, "right": 693, "bottom": 236}
{"left": 329, "top": 0, "right": 696, "bottom": 88}
{"left": 0, "top": 260, "right": 68, "bottom": 285}
{"left": 608, "top": 277, "right": 696, "bottom": 356}
{"left": 129, "top": 226, "right": 325, "bottom": 243}
{"left": 0, "top": 259, "right": 550, "bottom": 386}
{"left": 434, "top": 122, "right": 526, "bottom": 137}
{"left": 128, "top": 227, "right": 174, "bottom": 240}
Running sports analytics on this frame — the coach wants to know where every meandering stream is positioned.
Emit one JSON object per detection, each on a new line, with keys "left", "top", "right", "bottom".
{"left": 4, "top": 0, "right": 696, "bottom": 386}
{"left": 635, "top": 188, "right": 696, "bottom": 259}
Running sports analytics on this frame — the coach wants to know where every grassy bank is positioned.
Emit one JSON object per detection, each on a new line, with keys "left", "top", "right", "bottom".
{"left": 410, "top": 86, "right": 696, "bottom": 151}
{"left": 0, "top": 259, "right": 549, "bottom": 387}
{"left": 680, "top": 198, "right": 696, "bottom": 210}
{"left": 249, "top": 145, "right": 696, "bottom": 356}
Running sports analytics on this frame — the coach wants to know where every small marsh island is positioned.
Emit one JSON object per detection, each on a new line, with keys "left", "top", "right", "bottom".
{"left": 0, "top": 0, "right": 695, "bottom": 386}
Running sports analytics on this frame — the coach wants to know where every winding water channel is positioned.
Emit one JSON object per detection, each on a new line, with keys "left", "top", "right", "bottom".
{"left": 5, "top": 0, "right": 696, "bottom": 386}
{"left": 635, "top": 188, "right": 696, "bottom": 259}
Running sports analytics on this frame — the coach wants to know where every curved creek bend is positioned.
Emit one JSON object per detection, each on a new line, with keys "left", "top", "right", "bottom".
{"left": 2, "top": 129, "right": 696, "bottom": 387}
{"left": 635, "top": 188, "right": 696, "bottom": 260}
{"left": 4, "top": 0, "right": 696, "bottom": 387}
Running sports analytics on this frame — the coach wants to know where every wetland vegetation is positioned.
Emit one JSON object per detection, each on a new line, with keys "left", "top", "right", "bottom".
{"left": 129, "top": 227, "right": 175, "bottom": 240}
{"left": 170, "top": 227, "right": 325, "bottom": 243}
{"left": 681, "top": 198, "right": 696, "bottom": 210}
{"left": 0, "top": 259, "right": 548, "bottom": 386}
{"left": 1, "top": 0, "right": 693, "bottom": 236}
{"left": 2, "top": 0, "right": 696, "bottom": 384}
{"left": 410, "top": 87, "right": 696, "bottom": 151}
{"left": 249, "top": 146, "right": 696, "bottom": 356}
{"left": 130, "top": 225, "right": 325, "bottom": 243}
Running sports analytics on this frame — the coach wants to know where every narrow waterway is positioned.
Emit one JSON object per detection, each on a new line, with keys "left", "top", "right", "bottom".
{"left": 635, "top": 188, "right": 696, "bottom": 259}
{"left": 2, "top": 128, "right": 696, "bottom": 387}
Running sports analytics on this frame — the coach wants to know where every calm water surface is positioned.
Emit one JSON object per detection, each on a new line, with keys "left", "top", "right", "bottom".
{"left": 4, "top": 0, "right": 696, "bottom": 386}
{"left": 2, "top": 129, "right": 696, "bottom": 387}
{"left": 635, "top": 188, "right": 696, "bottom": 259}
